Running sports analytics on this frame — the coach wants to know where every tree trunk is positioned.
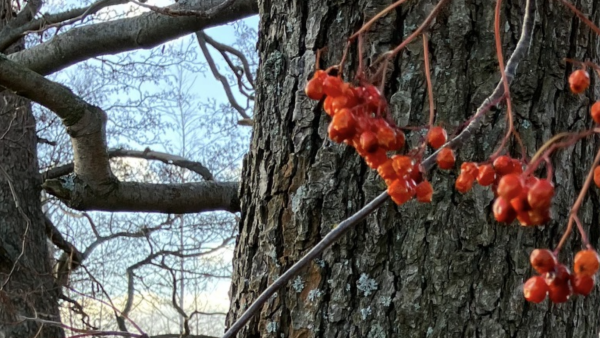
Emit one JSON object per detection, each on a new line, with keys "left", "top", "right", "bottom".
{"left": 229, "top": 0, "right": 600, "bottom": 337}
{"left": 0, "top": 4, "right": 64, "bottom": 336}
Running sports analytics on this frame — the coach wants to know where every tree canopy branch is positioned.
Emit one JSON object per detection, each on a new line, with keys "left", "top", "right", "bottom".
{"left": 42, "top": 148, "right": 215, "bottom": 181}
{"left": 8, "top": 0, "right": 259, "bottom": 76}
{"left": 42, "top": 180, "right": 240, "bottom": 213}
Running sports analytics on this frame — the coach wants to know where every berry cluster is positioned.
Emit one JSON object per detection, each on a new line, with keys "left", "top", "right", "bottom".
{"left": 524, "top": 249, "right": 599, "bottom": 303}
{"left": 305, "top": 70, "right": 456, "bottom": 206}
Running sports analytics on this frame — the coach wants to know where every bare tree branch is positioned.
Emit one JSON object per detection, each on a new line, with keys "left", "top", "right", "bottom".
{"left": 42, "top": 179, "right": 240, "bottom": 213}
{"left": 0, "top": 0, "right": 131, "bottom": 52}
{"left": 0, "top": 49, "right": 240, "bottom": 214}
{"left": 196, "top": 31, "right": 251, "bottom": 121}
{"left": 42, "top": 148, "right": 215, "bottom": 181}
{"left": 198, "top": 31, "right": 255, "bottom": 88}
{"left": 8, "top": 0, "right": 258, "bottom": 75}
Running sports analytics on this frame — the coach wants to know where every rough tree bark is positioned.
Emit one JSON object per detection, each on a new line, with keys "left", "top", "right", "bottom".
{"left": 0, "top": 74, "right": 64, "bottom": 337}
{"left": 228, "top": 0, "right": 600, "bottom": 337}
{"left": 0, "top": 3, "right": 64, "bottom": 338}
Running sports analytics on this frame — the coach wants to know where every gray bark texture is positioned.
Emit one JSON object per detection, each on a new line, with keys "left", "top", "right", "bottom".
{"left": 228, "top": 0, "right": 600, "bottom": 337}
{"left": 0, "top": 95, "right": 64, "bottom": 337}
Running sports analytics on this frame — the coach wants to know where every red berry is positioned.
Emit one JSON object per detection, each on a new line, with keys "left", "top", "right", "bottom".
{"left": 416, "top": 181, "right": 433, "bottom": 203}
{"left": 477, "top": 165, "right": 496, "bottom": 186}
{"left": 493, "top": 155, "right": 514, "bottom": 176}
{"left": 331, "top": 95, "right": 356, "bottom": 114}
{"left": 364, "top": 148, "right": 388, "bottom": 169}
{"left": 427, "top": 126, "right": 447, "bottom": 150}
{"left": 359, "top": 131, "right": 378, "bottom": 153}
{"left": 305, "top": 77, "right": 324, "bottom": 100}
{"left": 530, "top": 249, "right": 557, "bottom": 274}
{"left": 323, "top": 96, "right": 334, "bottom": 116}
{"left": 527, "top": 179, "right": 554, "bottom": 210}
{"left": 378, "top": 158, "right": 398, "bottom": 182}
{"left": 594, "top": 166, "right": 600, "bottom": 189}
{"left": 574, "top": 250, "right": 600, "bottom": 277}
{"left": 548, "top": 282, "right": 571, "bottom": 303}
{"left": 392, "top": 155, "right": 414, "bottom": 176}
{"left": 460, "top": 162, "right": 479, "bottom": 178}
{"left": 389, "top": 130, "right": 406, "bottom": 151}
{"left": 328, "top": 108, "right": 357, "bottom": 143}
{"left": 375, "top": 120, "right": 397, "bottom": 150}
{"left": 525, "top": 208, "right": 550, "bottom": 226}
{"left": 569, "top": 69, "right": 590, "bottom": 94}
{"left": 523, "top": 276, "right": 548, "bottom": 303}
{"left": 436, "top": 148, "right": 455, "bottom": 170}
{"left": 547, "top": 264, "right": 571, "bottom": 286}
{"left": 322, "top": 76, "right": 344, "bottom": 97}
{"left": 591, "top": 102, "right": 600, "bottom": 124}
{"left": 493, "top": 197, "right": 516, "bottom": 223}
{"left": 571, "top": 274, "right": 595, "bottom": 296}
{"left": 388, "top": 178, "right": 415, "bottom": 205}
{"left": 497, "top": 174, "right": 523, "bottom": 201}
{"left": 455, "top": 172, "right": 475, "bottom": 193}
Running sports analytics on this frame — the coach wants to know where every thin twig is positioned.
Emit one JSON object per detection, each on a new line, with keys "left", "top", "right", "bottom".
{"left": 422, "top": 0, "right": 534, "bottom": 171}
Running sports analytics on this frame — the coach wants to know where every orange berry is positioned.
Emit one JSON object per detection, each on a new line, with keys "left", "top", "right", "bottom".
{"left": 305, "top": 77, "right": 324, "bottom": 100}
{"left": 436, "top": 147, "right": 455, "bottom": 170}
{"left": 548, "top": 282, "right": 571, "bottom": 303}
{"left": 364, "top": 148, "right": 388, "bottom": 169}
{"left": 375, "top": 121, "right": 397, "bottom": 150}
{"left": 322, "top": 76, "right": 344, "bottom": 97}
{"left": 493, "top": 155, "right": 514, "bottom": 176}
{"left": 323, "top": 96, "right": 334, "bottom": 116}
{"left": 392, "top": 155, "right": 414, "bottom": 176}
{"left": 592, "top": 102, "right": 600, "bottom": 124}
{"left": 328, "top": 109, "right": 357, "bottom": 143}
{"left": 455, "top": 172, "right": 475, "bottom": 193}
{"left": 415, "top": 181, "right": 433, "bottom": 203}
{"left": 427, "top": 126, "right": 447, "bottom": 150}
{"left": 497, "top": 173, "right": 523, "bottom": 201}
{"left": 359, "top": 131, "right": 378, "bottom": 153}
{"left": 530, "top": 249, "right": 557, "bottom": 274}
{"left": 523, "top": 276, "right": 548, "bottom": 303}
{"left": 377, "top": 159, "right": 398, "bottom": 182}
{"left": 493, "top": 197, "right": 516, "bottom": 223}
{"left": 460, "top": 162, "right": 479, "bottom": 178}
{"left": 569, "top": 69, "right": 590, "bottom": 94}
{"left": 571, "top": 274, "right": 595, "bottom": 296}
{"left": 574, "top": 250, "right": 600, "bottom": 277}
{"left": 387, "top": 178, "right": 415, "bottom": 205}
{"left": 477, "top": 164, "right": 496, "bottom": 186}
{"left": 527, "top": 179, "right": 554, "bottom": 210}
{"left": 389, "top": 130, "right": 406, "bottom": 151}
{"left": 330, "top": 95, "right": 355, "bottom": 114}
{"left": 594, "top": 166, "right": 600, "bottom": 189}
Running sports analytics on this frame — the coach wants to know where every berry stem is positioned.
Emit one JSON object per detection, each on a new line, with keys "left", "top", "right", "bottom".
{"left": 555, "top": 146, "right": 600, "bottom": 254}
{"left": 422, "top": 0, "right": 534, "bottom": 171}
{"left": 557, "top": 0, "right": 600, "bottom": 36}
{"left": 423, "top": 34, "right": 436, "bottom": 127}
{"left": 349, "top": 0, "right": 409, "bottom": 41}
{"left": 489, "top": 0, "right": 516, "bottom": 160}
{"left": 372, "top": 0, "right": 451, "bottom": 85}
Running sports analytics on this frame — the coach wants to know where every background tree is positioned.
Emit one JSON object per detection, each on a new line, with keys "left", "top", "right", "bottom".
{"left": 226, "top": 0, "right": 600, "bottom": 337}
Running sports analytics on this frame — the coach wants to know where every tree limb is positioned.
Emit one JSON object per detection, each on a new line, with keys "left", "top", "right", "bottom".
{"left": 42, "top": 179, "right": 240, "bottom": 213}
{"left": 42, "top": 148, "right": 214, "bottom": 181}
{"left": 0, "top": 0, "right": 130, "bottom": 52}
{"left": 0, "top": 48, "right": 240, "bottom": 214}
{"left": 8, "top": 0, "right": 259, "bottom": 75}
